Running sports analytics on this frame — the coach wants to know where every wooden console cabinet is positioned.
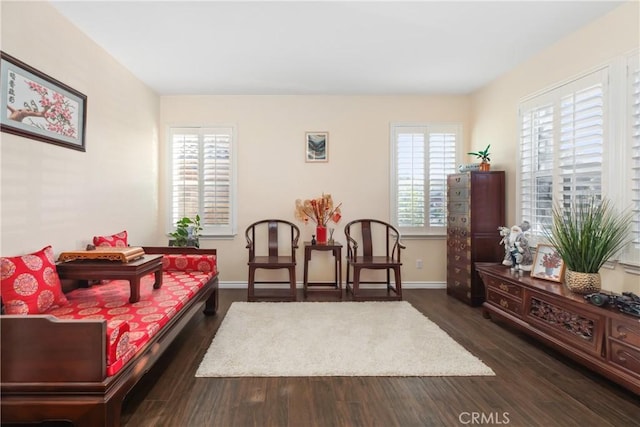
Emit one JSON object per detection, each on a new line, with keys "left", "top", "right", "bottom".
{"left": 476, "top": 263, "right": 640, "bottom": 395}
{"left": 447, "top": 171, "right": 505, "bottom": 306}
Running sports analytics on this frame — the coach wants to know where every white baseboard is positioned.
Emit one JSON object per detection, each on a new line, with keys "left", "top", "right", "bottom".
{"left": 219, "top": 281, "right": 446, "bottom": 290}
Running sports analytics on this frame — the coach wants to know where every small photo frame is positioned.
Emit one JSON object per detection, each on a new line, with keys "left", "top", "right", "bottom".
{"left": 1, "top": 51, "right": 87, "bottom": 152}
{"left": 531, "top": 244, "right": 565, "bottom": 283}
{"left": 305, "top": 131, "right": 328, "bottom": 162}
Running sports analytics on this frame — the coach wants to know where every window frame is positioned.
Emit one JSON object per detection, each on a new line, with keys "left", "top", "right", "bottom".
{"left": 390, "top": 122, "right": 462, "bottom": 238}
{"left": 517, "top": 66, "right": 611, "bottom": 239}
{"left": 620, "top": 50, "right": 640, "bottom": 268}
{"left": 166, "top": 125, "right": 238, "bottom": 238}
{"left": 517, "top": 56, "right": 640, "bottom": 271}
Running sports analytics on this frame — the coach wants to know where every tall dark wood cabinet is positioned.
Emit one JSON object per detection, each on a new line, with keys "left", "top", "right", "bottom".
{"left": 447, "top": 171, "right": 505, "bottom": 306}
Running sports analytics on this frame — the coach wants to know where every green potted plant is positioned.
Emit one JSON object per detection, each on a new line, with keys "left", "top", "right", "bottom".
{"left": 467, "top": 144, "right": 491, "bottom": 171}
{"left": 169, "top": 215, "right": 202, "bottom": 247}
{"left": 544, "top": 196, "right": 633, "bottom": 294}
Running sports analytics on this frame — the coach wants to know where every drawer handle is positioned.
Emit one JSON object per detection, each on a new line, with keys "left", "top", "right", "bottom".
{"left": 499, "top": 283, "right": 509, "bottom": 292}
{"left": 615, "top": 349, "right": 630, "bottom": 365}
{"left": 461, "top": 217, "right": 467, "bottom": 223}
{"left": 455, "top": 177, "right": 461, "bottom": 183}
{"left": 614, "top": 324, "right": 639, "bottom": 340}
{"left": 500, "top": 299, "right": 509, "bottom": 309}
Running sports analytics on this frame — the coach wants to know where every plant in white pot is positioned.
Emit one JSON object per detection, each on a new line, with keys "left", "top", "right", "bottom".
{"left": 169, "top": 215, "right": 202, "bottom": 247}
{"left": 544, "top": 196, "right": 633, "bottom": 294}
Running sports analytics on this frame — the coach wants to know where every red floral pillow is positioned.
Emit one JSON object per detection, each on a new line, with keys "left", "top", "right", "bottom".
{"left": 1, "top": 246, "right": 68, "bottom": 314}
{"left": 93, "top": 230, "right": 128, "bottom": 247}
{"left": 162, "top": 254, "right": 217, "bottom": 274}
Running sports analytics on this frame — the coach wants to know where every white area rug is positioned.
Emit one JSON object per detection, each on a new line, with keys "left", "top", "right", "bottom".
{"left": 195, "top": 301, "right": 494, "bottom": 377}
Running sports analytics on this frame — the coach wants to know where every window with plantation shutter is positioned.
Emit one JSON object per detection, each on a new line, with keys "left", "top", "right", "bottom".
{"left": 168, "top": 126, "right": 236, "bottom": 237}
{"left": 391, "top": 123, "right": 460, "bottom": 236}
{"left": 623, "top": 53, "right": 640, "bottom": 266}
{"left": 518, "top": 69, "right": 607, "bottom": 236}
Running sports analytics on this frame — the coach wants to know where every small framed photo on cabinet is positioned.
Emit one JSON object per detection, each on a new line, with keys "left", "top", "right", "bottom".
{"left": 305, "top": 132, "right": 328, "bottom": 162}
{"left": 531, "top": 244, "right": 565, "bottom": 283}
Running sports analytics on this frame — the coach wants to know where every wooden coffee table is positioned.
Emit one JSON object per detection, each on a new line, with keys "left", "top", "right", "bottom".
{"left": 56, "top": 254, "right": 163, "bottom": 303}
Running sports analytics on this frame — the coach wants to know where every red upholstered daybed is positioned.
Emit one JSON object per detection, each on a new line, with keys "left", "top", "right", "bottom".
{"left": 0, "top": 246, "right": 219, "bottom": 427}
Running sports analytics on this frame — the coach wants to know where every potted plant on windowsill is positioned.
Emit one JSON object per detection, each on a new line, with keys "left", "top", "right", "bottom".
{"left": 467, "top": 144, "right": 491, "bottom": 171}
{"left": 169, "top": 215, "right": 202, "bottom": 247}
{"left": 544, "top": 196, "right": 633, "bottom": 294}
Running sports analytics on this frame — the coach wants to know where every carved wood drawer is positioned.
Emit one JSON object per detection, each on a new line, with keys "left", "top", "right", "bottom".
{"left": 610, "top": 317, "right": 640, "bottom": 348}
{"left": 527, "top": 295, "right": 603, "bottom": 356}
{"left": 484, "top": 276, "right": 522, "bottom": 299}
{"left": 608, "top": 340, "right": 640, "bottom": 377}
{"left": 487, "top": 290, "right": 522, "bottom": 317}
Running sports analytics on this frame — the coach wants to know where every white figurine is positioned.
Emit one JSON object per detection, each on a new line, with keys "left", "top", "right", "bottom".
{"left": 500, "top": 221, "right": 533, "bottom": 272}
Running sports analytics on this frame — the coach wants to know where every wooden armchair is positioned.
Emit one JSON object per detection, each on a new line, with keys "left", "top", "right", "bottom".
{"left": 344, "top": 219, "right": 405, "bottom": 301}
{"left": 245, "top": 219, "right": 300, "bottom": 301}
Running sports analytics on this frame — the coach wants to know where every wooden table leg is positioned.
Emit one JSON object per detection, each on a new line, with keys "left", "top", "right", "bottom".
{"left": 129, "top": 276, "right": 140, "bottom": 303}
{"left": 153, "top": 268, "right": 163, "bottom": 289}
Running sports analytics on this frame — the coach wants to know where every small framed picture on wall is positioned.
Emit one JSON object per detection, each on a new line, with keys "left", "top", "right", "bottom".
{"left": 305, "top": 131, "right": 328, "bottom": 162}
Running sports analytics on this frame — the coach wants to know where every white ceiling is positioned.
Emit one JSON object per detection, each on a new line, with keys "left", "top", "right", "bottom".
{"left": 50, "top": 1, "right": 625, "bottom": 95}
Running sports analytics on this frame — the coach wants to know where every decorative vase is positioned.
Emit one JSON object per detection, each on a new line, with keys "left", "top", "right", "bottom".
{"left": 479, "top": 161, "right": 490, "bottom": 172}
{"left": 565, "top": 270, "right": 601, "bottom": 294}
{"left": 316, "top": 226, "right": 327, "bottom": 244}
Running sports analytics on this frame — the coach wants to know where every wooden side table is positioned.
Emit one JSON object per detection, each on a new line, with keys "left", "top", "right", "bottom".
{"left": 56, "top": 254, "right": 163, "bottom": 303}
{"left": 303, "top": 242, "right": 342, "bottom": 298}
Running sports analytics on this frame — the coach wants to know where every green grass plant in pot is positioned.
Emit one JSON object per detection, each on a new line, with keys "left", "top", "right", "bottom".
{"left": 544, "top": 196, "right": 633, "bottom": 294}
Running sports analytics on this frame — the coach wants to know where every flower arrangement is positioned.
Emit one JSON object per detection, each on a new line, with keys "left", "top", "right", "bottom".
{"left": 294, "top": 193, "right": 342, "bottom": 226}
{"left": 541, "top": 251, "right": 561, "bottom": 269}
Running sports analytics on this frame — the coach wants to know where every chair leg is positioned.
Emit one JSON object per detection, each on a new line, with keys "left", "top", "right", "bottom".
{"left": 393, "top": 266, "right": 402, "bottom": 300}
{"left": 352, "top": 267, "right": 361, "bottom": 301}
{"left": 346, "top": 263, "right": 352, "bottom": 296}
{"left": 248, "top": 267, "right": 255, "bottom": 302}
{"left": 289, "top": 266, "right": 297, "bottom": 301}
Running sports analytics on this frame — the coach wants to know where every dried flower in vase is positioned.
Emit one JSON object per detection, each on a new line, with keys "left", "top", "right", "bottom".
{"left": 294, "top": 193, "right": 342, "bottom": 226}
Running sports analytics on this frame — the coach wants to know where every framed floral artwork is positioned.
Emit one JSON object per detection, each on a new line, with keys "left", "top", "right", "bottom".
{"left": 531, "top": 244, "right": 565, "bottom": 282}
{"left": 0, "top": 51, "right": 87, "bottom": 151}
{"left": 305, "top": 131, "right": 328, "bottom": 162}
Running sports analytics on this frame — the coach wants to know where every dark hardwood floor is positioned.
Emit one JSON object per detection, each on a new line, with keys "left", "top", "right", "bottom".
{"left": 11, "top": 289, "right": 638, "bottom": 426}
{"left": 116, "top": 289, "right": 639, "bottom": 427}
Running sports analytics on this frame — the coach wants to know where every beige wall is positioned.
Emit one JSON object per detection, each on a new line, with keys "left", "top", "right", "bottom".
{"left": 0, "top": 2, "right": 160, "bottom": 256}
{"left": 2, "top": 1, "right": 637, "bottom": 291}
{"left": 470, "top": 1, "right": 640, "bottom": 292}
{"left": 160, "top": 95, "right": 470, "bottom": 284}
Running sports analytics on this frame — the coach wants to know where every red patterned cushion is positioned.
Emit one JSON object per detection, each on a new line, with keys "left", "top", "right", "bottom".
{"left": 46, "top": 270, "right": 214, "bottom": 376}
{"left": 0, "top": 246, "right": 68, "bottom": 314}
{"left": 93, "top": 230, "right": 128, "bottom": 248}
{"left": 162, "top": 254, "right": 217, "bottom": 274}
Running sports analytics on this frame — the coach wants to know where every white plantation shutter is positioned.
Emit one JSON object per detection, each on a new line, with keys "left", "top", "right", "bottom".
{"left": 624, "top": 53, "right": 640, "bottom": 266}
{"left": 396, "top": 130, "right": 426, "bottom": 228}
{"left": 520, "top": 103, "right": 554, "bottom": 234}
{"left": 558, "top": 83, "right": 604, "bottom": 205}
{"left": 518, "top": 69, "right": 607, "bottom": 236}
{"left": 169, "top": 127, "right": 236, "bottom": 236}
{"left": 391, "top": 123, "right": 460, "bottom": 235}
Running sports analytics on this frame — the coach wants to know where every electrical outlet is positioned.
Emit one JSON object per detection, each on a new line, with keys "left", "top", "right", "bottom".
{"left": 416, "top": 259, "right": 423, "bottom": 269}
